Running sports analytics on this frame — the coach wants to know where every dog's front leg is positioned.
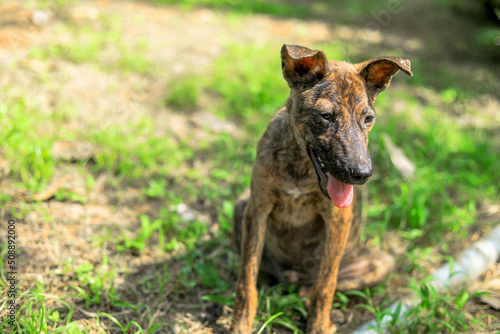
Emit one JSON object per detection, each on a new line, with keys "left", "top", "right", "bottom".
{"left": 231, "top": 200, "right": 271, "bottom": 333}
{"left": 306, "top": 208, "right": 353, "bottom": 334}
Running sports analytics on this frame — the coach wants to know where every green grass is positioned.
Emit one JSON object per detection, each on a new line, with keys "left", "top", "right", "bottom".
{"left": 149, "top": 0, "right": 429, "bottom": 24}
{"left": 366, "top": 93, "right": 499, "bottom": 246}
{"left": 0, "top": 286, "right": 82, "bottom": 333}
{"left": 152, "top": 0, "right": 314, "bottom": 18}
{"left": 0, "top": 96, "right": 57, "bottom": 192}
{"left": 389, "top": 279, "right": 489, "bottom": 333}
{"left": 165, "top": 76, "right": 202, "bottom": 110}
{"left": 0, "top": 248, "right": 147, "bottom": 333}
{"left": 89, "top": 120, "right": 186, "bottom": 180}
{"left": 338, "top": 279, "right": 489, "bottom": 333}
{"left": 255, "top": 285, "right": 307, "bottom": 333}
{"left": 29, "top": 16, "right": 153, "bottom": 75}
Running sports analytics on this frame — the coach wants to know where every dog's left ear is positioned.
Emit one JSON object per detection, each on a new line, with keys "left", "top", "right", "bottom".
{"left": 281, "top": 44, "right": 329, "bottom": 90}
{"left": 355, "top": 57, "right": 412, "bottom": 100}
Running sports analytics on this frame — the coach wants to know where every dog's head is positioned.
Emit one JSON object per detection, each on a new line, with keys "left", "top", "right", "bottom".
{"left": 281, "top": 44, "right": 412, "bottom": 208}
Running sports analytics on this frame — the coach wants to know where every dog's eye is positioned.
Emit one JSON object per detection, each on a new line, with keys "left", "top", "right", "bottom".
{"left": 320, "top": 112, "right": 334, "bottom": 122}
{"left": 364, "top": 115, "right": 376, "bottom": 125}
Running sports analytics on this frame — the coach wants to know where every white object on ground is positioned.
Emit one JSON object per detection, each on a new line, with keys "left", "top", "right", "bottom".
{"left": 31, "top": 10, "right": 51, "bottom": 27}
{"left": 351, "top": 225, "right": 500, "bottom": 334}
{"left": 381, "top": 133, "right": 416, "bottom": 180}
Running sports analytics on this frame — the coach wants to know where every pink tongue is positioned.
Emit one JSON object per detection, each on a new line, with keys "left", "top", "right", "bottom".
{"left": 327, "top": 173, "right": 354, "bottom": 208}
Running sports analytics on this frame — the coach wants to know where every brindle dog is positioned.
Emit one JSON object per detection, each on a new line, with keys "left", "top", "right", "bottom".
{"left": 231, "top": 44, "right": 412, "bottom": 333}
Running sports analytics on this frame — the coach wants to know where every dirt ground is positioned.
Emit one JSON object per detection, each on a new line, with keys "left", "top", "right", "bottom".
{"left": 0, "top": 0, "right": 499, "bottom": 333}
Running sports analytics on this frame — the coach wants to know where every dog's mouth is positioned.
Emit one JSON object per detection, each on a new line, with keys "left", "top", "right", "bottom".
{"left": 307, "top": 147, "right": 354, "bottom": 208}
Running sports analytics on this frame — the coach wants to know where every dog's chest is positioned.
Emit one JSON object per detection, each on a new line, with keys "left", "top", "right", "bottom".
{"left": 269, "top": 185, "right": 325, "bottom": 228}
{"left": 285, "top": 187, "right": 308, "bottom": 200}
{"left": 268, "top": 172, "right": 326, "bottom": 224}
{"left": 265, "top": 189, "right": 326, "bottom": 267}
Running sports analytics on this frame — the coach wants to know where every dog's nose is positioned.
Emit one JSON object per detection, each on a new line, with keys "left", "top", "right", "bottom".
{"left": 349, "top": 167, "right": 372, "bottom": 184}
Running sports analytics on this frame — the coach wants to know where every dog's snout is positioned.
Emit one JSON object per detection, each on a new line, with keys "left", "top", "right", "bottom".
{"left": 349, "top": 166, "right": 372, "bottom": 184}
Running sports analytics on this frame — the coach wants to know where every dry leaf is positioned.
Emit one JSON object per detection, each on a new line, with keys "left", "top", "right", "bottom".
{"left": 480, "top": 294, "right": 500, "bottom": 310}
{"left": 32, "top": 174, "right": 73, "bottom": 201}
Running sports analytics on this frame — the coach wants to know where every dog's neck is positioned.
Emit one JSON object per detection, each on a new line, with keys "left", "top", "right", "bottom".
{"left": 277, "top": 98, "right": 314, "bottom": 182}
{"left": 282, "top": 98, "right": 302, "bottom": 150}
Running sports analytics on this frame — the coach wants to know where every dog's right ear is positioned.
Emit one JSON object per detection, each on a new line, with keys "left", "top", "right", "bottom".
{"left": 281, "top": 44, "right": 329, "bottom": 90}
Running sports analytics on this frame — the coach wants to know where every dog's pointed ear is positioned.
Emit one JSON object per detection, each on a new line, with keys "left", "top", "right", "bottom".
{"left": 281, "top": 44, "right": 329, "bottom": 90}
{"left": 355, "top": 57, "right": 412, "bottom": 100}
